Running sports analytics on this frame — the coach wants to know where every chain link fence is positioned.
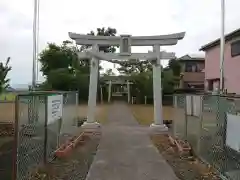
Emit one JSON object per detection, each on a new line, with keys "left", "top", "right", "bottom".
{"left": 173, "top": 94, "right": 240, "bottom": 179}
{"left": 13, "top": 91, "right": 78, "bottom": 180}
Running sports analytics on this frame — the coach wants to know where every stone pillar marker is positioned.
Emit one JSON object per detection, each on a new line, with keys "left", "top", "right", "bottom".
{"left": 127, "top": 80, "right": 130, "bottom": 103}
{"left": 108, "top": 80, "right": 112, "bottom": 103}
{"left": 100, "top": 85, "right": 103, "bottom": 104}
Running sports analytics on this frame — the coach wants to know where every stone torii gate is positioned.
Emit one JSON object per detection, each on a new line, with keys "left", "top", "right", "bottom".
{"left": 101, "top": 75, "right": 133, "bottom": 103}
{"left": 69, "top": 32, "right": 185, "bottom": 131}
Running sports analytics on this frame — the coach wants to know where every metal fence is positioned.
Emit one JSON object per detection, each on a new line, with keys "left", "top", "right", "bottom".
{"left": 173, "top": 94, "right": 240, "bottom": 179}
{"left": 13, "top": 91, "right": 78, "bottom": 180}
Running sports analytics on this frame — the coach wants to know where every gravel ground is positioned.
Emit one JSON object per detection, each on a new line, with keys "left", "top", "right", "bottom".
{"left": 30, "top": 133, "right": 101, "bottom": 180}
{"left": 151, "top": 134, "right": 221, "bottom": 180}
{"left": 0, "top": 137, "right": 14, "bottom": 180}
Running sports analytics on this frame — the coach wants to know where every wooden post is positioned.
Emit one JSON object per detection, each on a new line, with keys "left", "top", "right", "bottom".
{"left": 127, "top": 80, "right": 130, "bottom": 103}
{"left": 100, "top": 85, "right": 103, "bottom": 104}
{"left": 108, "top": 80, "right": 112, "bottom": 103}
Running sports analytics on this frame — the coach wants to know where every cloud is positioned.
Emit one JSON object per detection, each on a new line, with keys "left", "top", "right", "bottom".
{"left": 0, "top": 0, "right": 240, "bottom": 85}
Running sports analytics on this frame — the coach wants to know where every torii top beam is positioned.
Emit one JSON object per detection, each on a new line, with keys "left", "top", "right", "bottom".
{"left": 78, "top": 51, "right": 175, "bottom": 61}
{"left": 69, "top": 32, "right": 185, "bottom": 46}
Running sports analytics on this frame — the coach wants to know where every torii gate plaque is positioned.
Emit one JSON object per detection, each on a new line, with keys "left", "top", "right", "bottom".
{"left": 69, "top": 32, "right": 185, "bottom": 131}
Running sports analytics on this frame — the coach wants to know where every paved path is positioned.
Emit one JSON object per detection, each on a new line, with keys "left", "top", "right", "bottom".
{"left": 85, "top": 102, "right": 178, "bottom": 180}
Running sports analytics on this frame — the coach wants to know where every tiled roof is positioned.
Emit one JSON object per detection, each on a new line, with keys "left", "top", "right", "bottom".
{"left": 200, "top": 28, "right": 240, "bottom": 51}
{"left": 178, "top": 54, "right": 205, "bottom": 61}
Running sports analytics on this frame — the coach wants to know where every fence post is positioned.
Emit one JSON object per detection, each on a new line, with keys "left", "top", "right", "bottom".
{"left": 57, "top": 118, "right": 62, "bottom": 148}
{"left": 75, "top": 92, "right": 79, "bottom": 124}
{"left": 173, "top": 95, "right": 177, "bottom": 137}
{"left": 57, "top": 93, "right": 64, "bottom": 147}
{"left": 43, "top": 95, "right": 48, "bottom": 164}
{"left": 12, "top": 95, "right": 19, "bottom": 180}
{"left": 197, "top": 95, "right": 203, "bottom": 154}
{"left": 184, "top": 95, "right": 188, "bottom": 139}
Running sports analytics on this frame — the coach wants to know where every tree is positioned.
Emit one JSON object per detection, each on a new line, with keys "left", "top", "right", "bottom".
{"left": 117, "top": 59, "right": 152, "bottom": 75}
{"left": 39, "top": 41, "right": 80, "bottom": 76}
{"left": 168, "top": 58, "right": 181, "bottom": 76}
{"left": 103, "top": 68, "right": 115, "bottom": 76}
{"left": 38, "top": 40, "right": 89, "bottom": 93}
{"left": 80, "top": 27, "right": 117, "bottom": 53}
{"left": 38, "top": 27, "right": 117, "bottom": 102}
{"left": 162, "top": 69, "right": 175, "bottom": 94}
{"left": 0, "top": 57, "right": 11, "bottom": 93}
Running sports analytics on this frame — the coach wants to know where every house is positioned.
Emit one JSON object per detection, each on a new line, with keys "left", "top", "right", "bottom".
{"left": 177, "top": 54, "right": 205, "bottom": 90}
{"left": 200, "top": 28, "right": 240, "bottom": 94}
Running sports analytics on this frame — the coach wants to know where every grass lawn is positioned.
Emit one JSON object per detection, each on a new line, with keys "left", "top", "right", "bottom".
{"left": 129, "top": 105, "right": 174, "bottom": 125}
{"left": 96, "top": 104, "right": 109, "bottom": 124}
{"left": 77, "top": 104, "right": 109, "bottom": 124}
{"left": 0, "top": 103, "right": 15, "bottom": 122}
{"left": 0, "top": 92, "right": 16, "bottom": 102}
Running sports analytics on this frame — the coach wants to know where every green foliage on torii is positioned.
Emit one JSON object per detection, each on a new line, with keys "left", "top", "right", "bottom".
{"left": 114, "top": 57, "right": 181, "bottom": 102}
{"left": 117, "top": 59, "right": 152, "bottom": 75}
{"left": 0, "top": 57, "right": 11, "bottom": 93}
{"left": 80, "top": 27, "right": 117, "bottom": 53}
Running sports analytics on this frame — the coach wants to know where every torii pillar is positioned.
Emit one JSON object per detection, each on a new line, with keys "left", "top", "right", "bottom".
{"left": 84, "top": 44, "right": 101, "bottom": 129}
{"left": 150, "top": 45, "right": 166, "bottom": 131}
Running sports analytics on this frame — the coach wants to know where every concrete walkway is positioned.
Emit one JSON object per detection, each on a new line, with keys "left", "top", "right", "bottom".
{"left": 85, "top": 102, "right": 178, "bottom": 180}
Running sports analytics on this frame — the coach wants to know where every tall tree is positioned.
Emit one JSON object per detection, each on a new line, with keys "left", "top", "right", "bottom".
{"left": 38, "top": 40, "right": 89, "bottom": 93}
{"left": 104, "top": 68, "right": 115, "bottom": 76}
{"left": 117, "top": 59, "right": 152, "bottom": 75}
{"left": 39, "top": 41, "right": 80, "bottom": 76}
{"left": 162, "top": 69, "right": 175, "bottom": 94}
{"left": 38, "top": 27, "right": 117, "bottom": 102}
{"left": 81, "top": 27, "right": 117, "bottom": 53}
{"left": 168, "top": 58, "right": 181, "bottom": 76}
{"left": 0, "top": 57, "right": 11, "bottom": 93}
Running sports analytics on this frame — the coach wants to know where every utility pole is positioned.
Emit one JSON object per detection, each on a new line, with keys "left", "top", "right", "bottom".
{"left": 36, "top": 0, "right": 40, "bottom": 84}
{"left": 32, "top": 0, "right": 39, "bottom": 90}
{"left": 220, "top": 0, "right": 225, "bottom": 92}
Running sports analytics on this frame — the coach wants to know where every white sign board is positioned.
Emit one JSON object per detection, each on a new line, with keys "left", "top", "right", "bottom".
{"left": 192, "top": 95, "right": 201, "bottom": 117}
{"left": 47, "top": 95, "right": 63, "bottom": 124}
{"left": 226, "top": 113, "right": 240, "bottom": 152}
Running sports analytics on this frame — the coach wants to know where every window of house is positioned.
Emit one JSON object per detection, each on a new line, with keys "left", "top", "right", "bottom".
{"left": 185, "top": 62, "right": 198, "bottom": 72}
{"left": 231, "top": 40, "right": 240, "bottom": 57}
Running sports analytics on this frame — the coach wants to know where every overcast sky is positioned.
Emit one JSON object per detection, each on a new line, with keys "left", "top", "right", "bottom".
{"left": 1, "top": 0, "right": 240, "bottom": 86}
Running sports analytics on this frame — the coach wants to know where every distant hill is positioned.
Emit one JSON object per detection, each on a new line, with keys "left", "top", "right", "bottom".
{"left": 11, "top": 84, "right": 30, "bottom": 91}
{"left": 6, "top": 87, "right": 16, "bottom": 92}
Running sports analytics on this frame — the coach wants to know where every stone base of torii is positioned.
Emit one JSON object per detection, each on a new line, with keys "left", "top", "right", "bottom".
{"left": 69, "top": 32, "right": 185, "bottom": 133}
